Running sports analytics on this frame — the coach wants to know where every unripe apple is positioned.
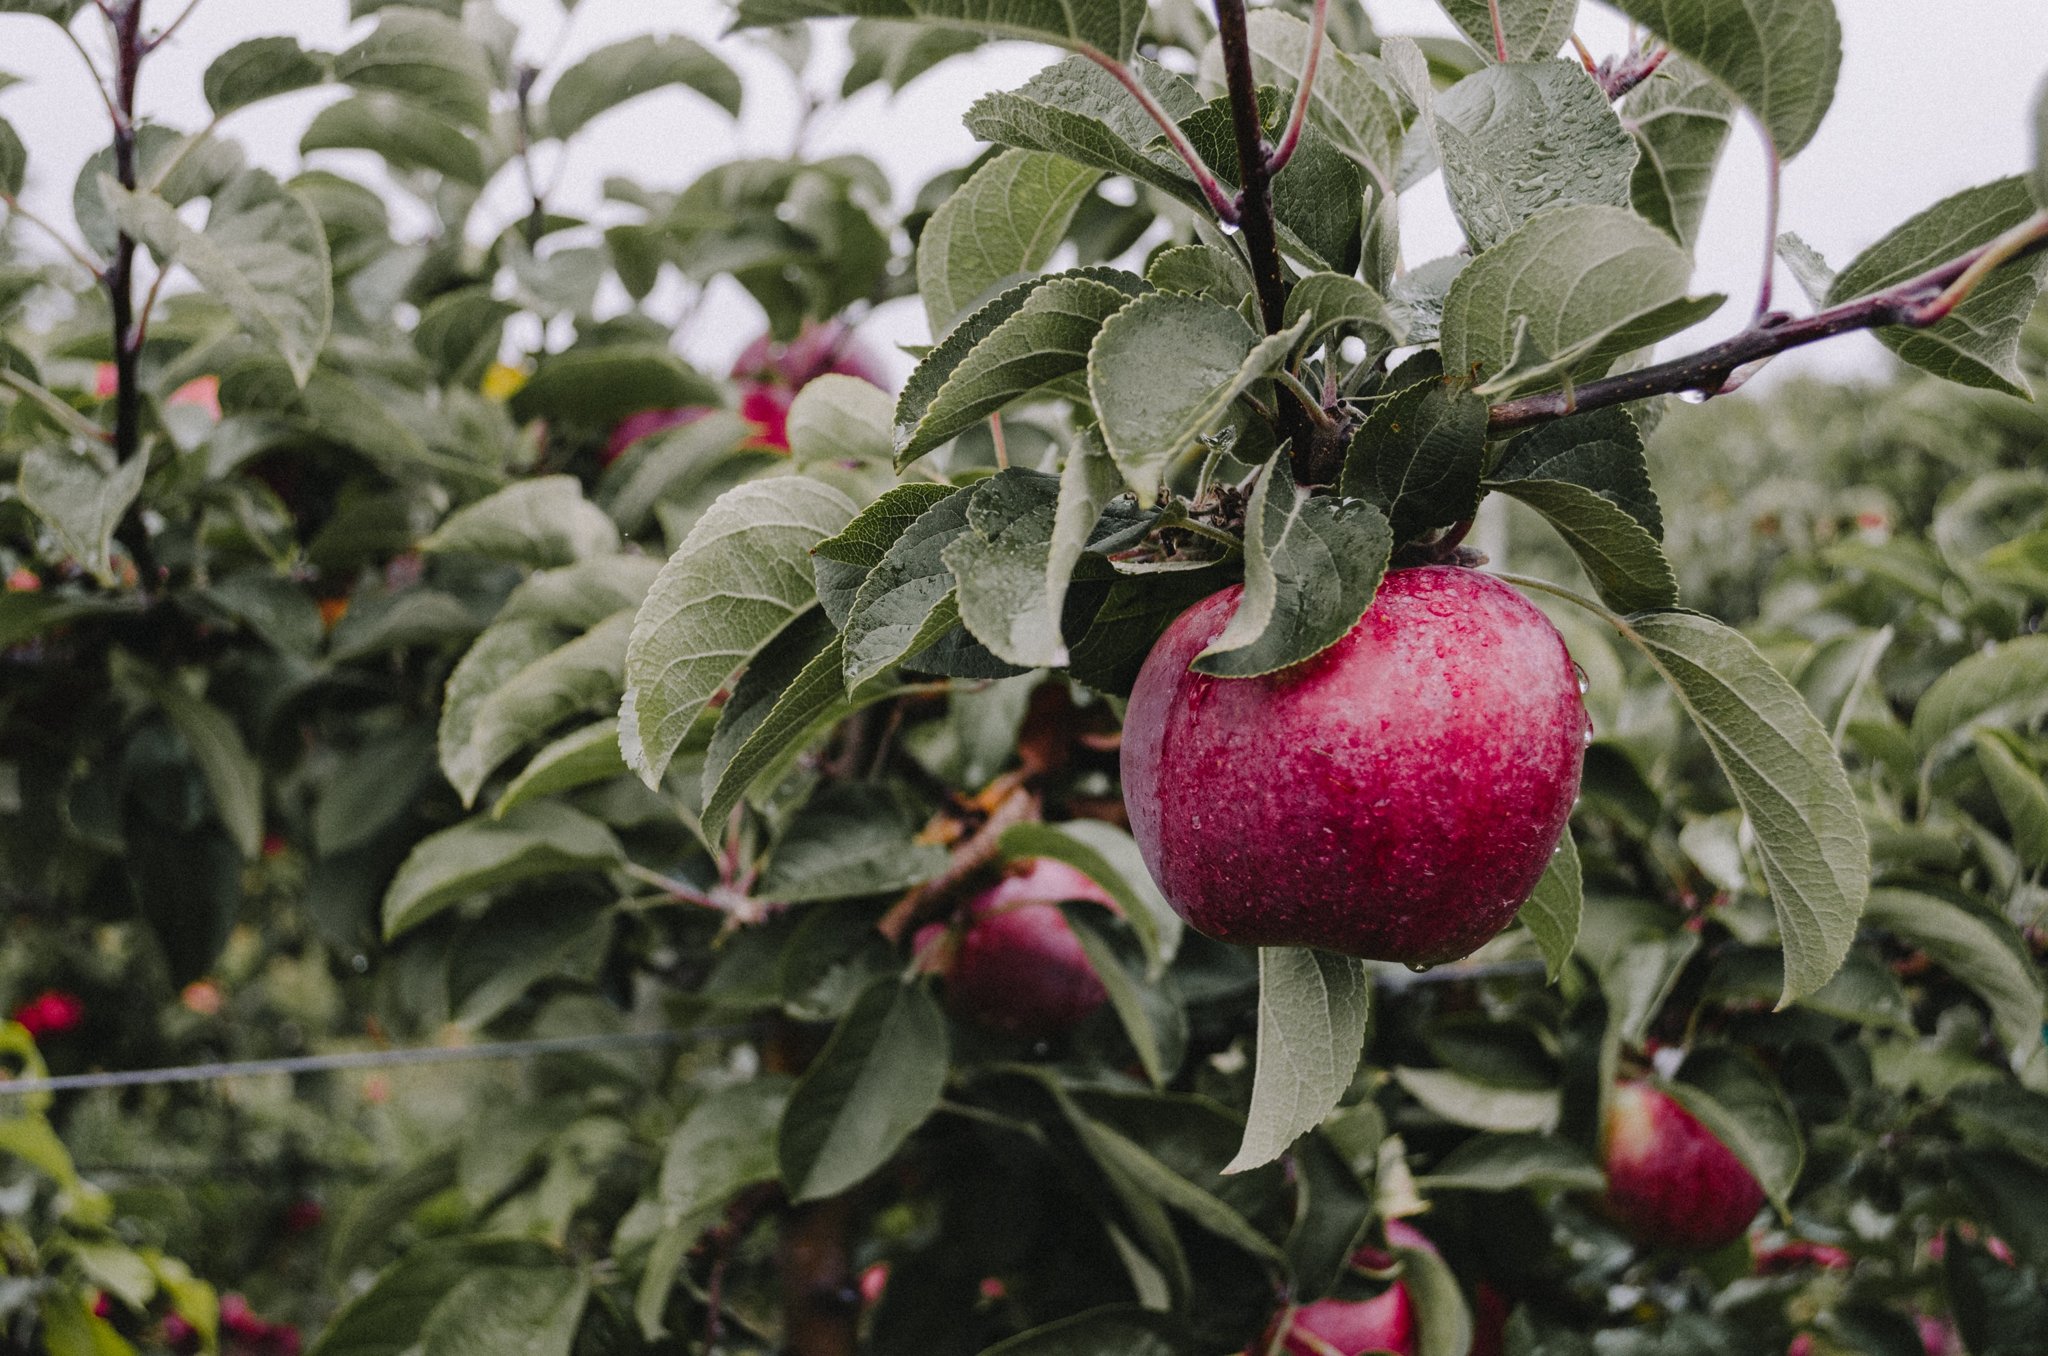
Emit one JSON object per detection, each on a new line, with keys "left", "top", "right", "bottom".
{"left": 918, "top": 859, "right": 1117, "bottom": 1038}
{"left": 1600, "top": 1081, "right": 1765, "bottom": 1251}
{"left": 1121, "top": 566, "right": 1587, "bottom": 965}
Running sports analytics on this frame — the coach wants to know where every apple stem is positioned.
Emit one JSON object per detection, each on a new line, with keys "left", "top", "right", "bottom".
{"left": 1266, "top": 0, "right": 1329, "bottom": 178}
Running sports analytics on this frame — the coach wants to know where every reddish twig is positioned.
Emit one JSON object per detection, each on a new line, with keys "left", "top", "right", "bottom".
{"left": 1076, "top": 45, "right": 1239, "bottom": 224}
{"left": 1485, "top": 210, "right": 2048, "bottom": 434}
{"left": 877, "top": 782, "right": 1039, "bottom": 945}
{"left": 1486, "top": 0, "right": 1510, "bottom": 62}
{"left": 1266, "top": 0, "right": 1329, "bottom": 177}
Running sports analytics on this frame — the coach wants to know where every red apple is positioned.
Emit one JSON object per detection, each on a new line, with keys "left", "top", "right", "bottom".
{"left": 1470, "top": 1283, "right": 1510, "bottom": 1356}
{"left": 728, "top": 319, "right": 888, "bottom": 452}
{"left": 920, "top": 859, "right": 1117, "bottom": 1038}
{"left": 1121, "top": 566, "right": 1587, "bottom": 965}
{"left": 1257, "top": 1221, "right": 1435, "bottom": 1356}
{"left": 11, "top": 989, "right": 85, "bottom": 1038}
{"left": 1601, "top": 1081, "right": 1766, "bottom": 1252}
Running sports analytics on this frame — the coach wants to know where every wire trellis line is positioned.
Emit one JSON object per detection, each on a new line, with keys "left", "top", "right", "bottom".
{"left": 0, "top": 1028, "right": 727, "bottom": 1098}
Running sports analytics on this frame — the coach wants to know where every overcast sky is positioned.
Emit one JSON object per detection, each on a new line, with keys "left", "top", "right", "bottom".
{"left": 2, "top": 1, "right": 2044, "bottom": 387}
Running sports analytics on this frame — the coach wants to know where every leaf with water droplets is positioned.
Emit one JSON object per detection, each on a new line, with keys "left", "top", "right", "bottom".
{"left": 1605, "top": 0, "right": 1841, "bottom": 157}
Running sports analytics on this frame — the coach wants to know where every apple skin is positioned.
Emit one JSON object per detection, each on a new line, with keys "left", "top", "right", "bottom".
{"left": 1121, "top": 566, "right": 1587, "bottom": 966}
{"left": 602, "top": 405, "right": 714, "bottom": 466}
{"left": 1259, "top": 1221, "right": 1435, "bottom": 1356}
{"left": 1601, "top": 1081, "right": 1766, "bottom": 1252}
{"left": 921, "top": 859, "right": 1118, "bottom": 1038}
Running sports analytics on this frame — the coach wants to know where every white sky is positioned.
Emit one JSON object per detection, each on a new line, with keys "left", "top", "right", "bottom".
{"left": 1, "top": 1, "right": 2044, "bottom": 388}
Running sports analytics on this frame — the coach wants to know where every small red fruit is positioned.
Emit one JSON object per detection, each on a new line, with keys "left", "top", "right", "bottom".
{"left": 5, "top": 568, "right": 40, "bottom": 592}
{"left": 1122, "top": 567, "right": 1586, "bottom": 965}
{"left": 857, "top": 1262, "right": 890, "bottom": 1308}
{"left": 12, "top": 989, "right": 85, "bottom": 1038}
{"left": 1601, "top": 1081, "right": 1766, "bottom": 1252}
{"left": 924, "top": 859, "right": 1117, "bottom": 1038}
{"left": 1754, "top": 1239, "right": 1852, "bottom": 1274}
{"left": 1259, "top": 1222, "right": 1435, "bottom": 1356}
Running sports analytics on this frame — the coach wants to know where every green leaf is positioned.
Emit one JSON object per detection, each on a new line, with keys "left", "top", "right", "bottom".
{"left": 1064, "top": 908, "right": 1183, "bottom": 1088}
{"left": 1283, "top": 272, "right": 1407, "bottom": 359}
{"left": 0, "top": 112, "right": 26, "bottom": 198}
{"left": 778, "top": 979, "right": 948, "bottom": 1202}
{"left": 1605, "top": 0, "right": 1842, "bottom": 156}
{"left": 944, "top": 451, "right": 1120, "bottom": 667}
{"left": 1975, "top": 731, "right": 2048, "bottom": 869}
{"left": 441, "top": 620, "right": 563, "bottom": 793}
{"left": 424, "top": 476, "right": 618, "bottom": 568}
{"left": 1063, "top": 1099, "right": 1283, "bottom": 1263}
{"left": 510, "top": 346, "right": 720, "bottom": 427}
{"left": 446, "top": 612, "right": 633, "bottom": 809}
{"left": 1494, "top": 480, "right": 1680, "bottom": 613}
{"left": 1911, "top": 635, "right": 2048, "bottom": 769}
{"left": 415, "top": 1266, "right": 590, "bottom": 1356}
{"left": 1490, "top": 407, "right": 1663, "bottom": 534}
{"left": 963, "top": 56, "right": 1206, "bottom": 209}
{"left": 132, "top": 664, "right": 265, "bottom": 860}
{"left": 1435, "top": 0, "right": 1577, "bottom": 61}
{"left": 733, "top": 0, "right": 1146, "bottom": 62}
{"left": 1178, "top": 91, "right": 1365, "bottom": 274}
{"left": 1089, "top": 292, "right": 1306, "bottom": 502}
{"left": 812, "top": 483, "right": 958, "bottom": 629}
{"left": 1068, "top": 562, "right": 1235, "bottom": 697}
{"left": 1625, "top": 57, "right": 1735, "bottom": 252}
{"left": 1442, "top": 203, "right": 1724, "bottom": 397}
{"left": 1620, "top": 612, "right": 1869, "bottom": 1004}
{"left": 894, "top": 268, "right": 1150, "bottom": 466}
{"left": 1828, "top": 177, "right": 2048, "bottom": 398}
{"left": 302, "top": 93, "right": 485, "bottom": 184}
{"left": 1394, "top": 1066, "right": 1560, "bottom": 1132}
{"left": 1517, "top": 830, "right": 1581, "bottom": 982}
{"left": 501, "top": 557, "right": 664, "bottom": 630}
{"left": 841, "top": 20, "right": 983, "bottom": 97}
{"left": 621, "top": 478, "right": 856, "bottom": 786}
{"left": 107, "top": 171, "right": 332, "bottom": 387}
{"left": 756, "top": 785, "right": 948, "bottom": 903}
{"left": 1227, "top": 948, "right": 1371, "bottom": 1173}
{"left": 1433, "top": 60, "right": 1638, "bottom": 253}
{"left": 786, "top": 374, "right": 893, "bottom": 471}
{"left": 1193, "top": 474, "right": 1393, "bottom": 679}
{"left": 703, "top": 632, "right": 907, "bottom": 830}
{"left": 204, "top": 36, "right": 332, "bottom": 116}
{"left": 382, "top": 802, "right": 624, "bottom": 939}
{"left": 1864, "top": 887, "right": 2044, "bottom": 1066}
{"left": 840, "top": 488, "right": 975, "bottom": 690}
{"left": 546, "top": 35, "right": 739, "bottom": 140}
{"left": 308, "top": 1239, "right": 556, "bottom": 1356}
{"left": 977, "top": 1307, "right": 1187, "bottom": 1356}
{"left": 998, "top": 820, "right": 1181, "bottom": 978}
{"left": 493, "top": 720, "right": 626, "bottom": 820}
{"left": 918, "top": 149, "right": 1101, "bottom": 336}
{"left": 1222, "top": 10, "right": 1406, "bottom": 196}
{"left": 1339, "top": 375, "right": 1489, "bottom": 543}
{"left": 18, "top": 447, "right": 148, "bottom": 586}
{"left": 334, "top": 6, "right": 494, "bottom": 128}
{"left": 1419, "top": 1131, "right": 1604, "bottom": 1192}
{"left": 1666, "top": 1047, "right": 1804, "bottom": 1214}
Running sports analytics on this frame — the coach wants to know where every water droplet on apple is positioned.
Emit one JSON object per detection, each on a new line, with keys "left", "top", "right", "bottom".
{"left": 1573, "top": 661, "right": 1589, "bottom": 695}
{"left": 1405, "top": 961, "right": 1434, "bottom": 974}
{"left": 1582, "top": 716, "right": 1596, "bottom": 748}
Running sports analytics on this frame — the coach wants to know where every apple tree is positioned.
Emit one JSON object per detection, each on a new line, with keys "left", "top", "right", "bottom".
{"left": 1, "top": 0, "right": 2047, "bottom": 1353}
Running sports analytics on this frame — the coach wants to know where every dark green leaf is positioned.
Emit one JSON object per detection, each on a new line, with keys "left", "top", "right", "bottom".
{"left": 1606, "top": 0, "right": 1842, "bottom": 156}
{"left": 510, "top": 346, "right": 719, "bottom": 427}
{"left": 334, "top": 7, "right": 494, "bottom": 127}
{"left": 302, "top": 93, "right": 485, "bottom": 184}
{"left": 813, "top": 483, "right": 958, "bottom": 629}
{"left": 1626, "top": 57, "right": 1735, "bottom": 252}
{"left": 1340, "top": 375, "right": 1489, "bottom": 543}
{"left": 840, "top": 487, "right": 977, "bottom": 689}
{"left": 1667, "top": 1047, "right": 1803, "bottom": 1213}
{"left": 205, "top": 37, "right": 332, "bottom": 116}
{"left": 977, "top": 1307, "right": 1188, "bottom": 1356}
{"left": 778, "top": 979, "right": 949, "bottom": 1202}
{"left": 382, "top": 803, "right": 624, "bottom": 938}
{"left": 917, "top": 148, "right": 1102, "bottom": 335}
{"left": 1435, "top": 0, "right": 1577, "bottom": 62}
{"left": 1517, "top": 830, "right": 1581, "bottom": 982}
{"left": 1419, "top": 1131, "right": 1604, "bottom": 1192}
{"left": 732, "top": 0, "right": 1145, "bottom": 62}
{"left": 547, "top": 35, "right": 740, "bottom": 138}
{"left": 756, "top": 785, "right": 948, "bottom": 903}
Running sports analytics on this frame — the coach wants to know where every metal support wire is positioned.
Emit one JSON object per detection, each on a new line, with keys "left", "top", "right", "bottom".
{"left": 0, "top": 1028, "right": 729, "bottom": 1098}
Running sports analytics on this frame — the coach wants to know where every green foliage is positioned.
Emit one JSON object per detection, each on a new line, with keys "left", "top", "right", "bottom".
{"left": 3, "top": 2, "right": 2047, "bottom": 1353}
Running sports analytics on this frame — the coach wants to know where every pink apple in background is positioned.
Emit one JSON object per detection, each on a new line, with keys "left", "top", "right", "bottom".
{"left": 1122, "top": 566, "right": 1587, "bottom": 966}
{"left": 93, "top": 364, "right": 221, "bottom": 420}
{"left": 1601, "top": 1081, "right": 1766, "bottom": 1252}
{"left": 1258, "top": 1221, "right": 1437, "bottom": 1356}
{"left": 918, "top": 858, "right": 1118, "bottom": 1039}
{"left": 728, "top": 319, "right": 889, "bottom": 452}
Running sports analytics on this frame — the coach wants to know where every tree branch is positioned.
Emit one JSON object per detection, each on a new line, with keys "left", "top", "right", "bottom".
{"left": 1211, "top": 0, "right": 1287, "bottom": 336}
{"left": 142, "top": 0, "right": 203, "bottom": 54}
{"left": 1076, "top": 45, "right": 1239, "bottom": 224}
{"left": 1486, "top": 210, "right": 2048, "bottom": 434}
{"left": 1266, "top": 0, "right": 1328, "bottom": 177}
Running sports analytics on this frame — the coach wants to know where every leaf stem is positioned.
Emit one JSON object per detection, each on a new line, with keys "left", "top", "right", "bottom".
{"left": 1486, "top": 0, "right": 1510, "bottom": 62}
{"left": 0, "top": 195, "right": 105, "bottom": 279}
{"left": 1486, "top": 210, "right": 2048, "bottom": 434}
{"left": 1266, "top": 0, "right": 1328, "bottom": 177}
{"left": 1076, "top": 44, "right": 1239, "bottom": 224}
{"left": 142, "top": 0, "right": 203, "bottom": 54}
{"left": 1274, "top": 368, "right": 1335, "bottom": 429}
{"left": 1752, "top": 119, "right": 1783, "bottom": 322}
